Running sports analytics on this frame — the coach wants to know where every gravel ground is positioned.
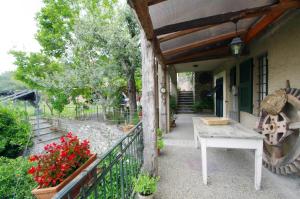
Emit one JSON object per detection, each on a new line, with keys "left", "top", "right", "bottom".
{"left": 156, "top": 114, "right": 300, "bottom": 199}
{"left": 58, "top": 119, "right": 124, "bottom": 156}
{"left": 29, "top": 119, "right": 124, "bottom": 156}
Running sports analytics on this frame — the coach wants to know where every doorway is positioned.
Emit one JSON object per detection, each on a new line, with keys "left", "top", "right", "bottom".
{"left": 216, "top": 77, "right": 223, "bottom": 117}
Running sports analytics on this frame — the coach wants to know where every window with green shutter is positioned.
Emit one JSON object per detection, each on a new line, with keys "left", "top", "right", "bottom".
{"left": 239, "top": 58, "right": 253, "bottom": 113}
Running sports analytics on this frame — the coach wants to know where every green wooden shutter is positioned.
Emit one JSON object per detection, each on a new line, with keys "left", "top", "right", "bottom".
{"left": 239, "top": 59, "right": 253, "bottom": 113}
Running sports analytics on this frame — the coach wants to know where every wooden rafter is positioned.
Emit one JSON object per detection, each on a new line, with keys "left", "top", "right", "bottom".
{"left": 158, "top": 25, "right": 214, "bottom": 43}
{"left": 163, "top": 30, "right": 246, "bottom": 57}
{"left": 165, "top": 47, "right": 231, "bottom": 65}
{"left": 148, "top": 0, "right": 167, "bottom": 6}
{"left": 154, "top": 4, "right": 277, "bottom": 36}
{"left": 245, "top": 0, "right": 300, "bottom": 43}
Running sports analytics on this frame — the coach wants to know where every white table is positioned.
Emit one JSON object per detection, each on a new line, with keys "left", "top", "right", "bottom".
{"left": 192, "top": 117, "right": 264, "bottom": 190}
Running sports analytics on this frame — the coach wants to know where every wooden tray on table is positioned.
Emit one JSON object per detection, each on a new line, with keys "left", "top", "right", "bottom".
{"left": 200, "top": 117, "right": 230, "bottom": 125}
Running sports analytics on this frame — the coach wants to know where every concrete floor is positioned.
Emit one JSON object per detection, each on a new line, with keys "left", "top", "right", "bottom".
{"left": 156, "top": 114, "right": 300, "bottom": 199}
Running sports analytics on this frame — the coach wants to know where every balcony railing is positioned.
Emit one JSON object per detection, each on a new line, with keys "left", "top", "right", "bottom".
{"left": 53, "top": 122, "right": 143, "bottom": 199}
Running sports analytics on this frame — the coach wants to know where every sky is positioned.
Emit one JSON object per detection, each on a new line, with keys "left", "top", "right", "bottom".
{"left": 0, "top": 0, "right": 43, "bottom": 74}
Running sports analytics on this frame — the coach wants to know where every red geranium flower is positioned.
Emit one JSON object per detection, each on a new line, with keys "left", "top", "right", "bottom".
{"left": 28, "top": 132, "right": 92, "bottom": 188}
{"left": 28, "top": 166, "right": 36, "bottom": 174}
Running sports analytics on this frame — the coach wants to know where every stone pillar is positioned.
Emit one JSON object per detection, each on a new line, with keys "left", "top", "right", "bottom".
{"left": 158, "top": 62, "right": 167, "bottom": 134}
{"left": 141, "top": 30, "right": 158, "bottom": 175}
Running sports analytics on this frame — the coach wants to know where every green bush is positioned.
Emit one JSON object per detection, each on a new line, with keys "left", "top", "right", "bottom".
{"left": 192, "top": 97, "right": 214, "bottom": 112}
{"left": 133, "top": 173, "right": 159, "bottom": 196}
{"left": 157, "top": 139, "right": 165, "bottom": 150}
{"left": 169, "top": 95, "right": 177, "bottom": 112}
{"left": 0, "top": 157, "right": 37, "bottom": 199}
{"left": 0, "top": 104, "right": 32, "bottom": 157}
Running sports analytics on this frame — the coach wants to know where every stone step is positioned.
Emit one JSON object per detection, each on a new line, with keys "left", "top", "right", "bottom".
{"left": 33, "top": 123, "right": 52, "bottom": 131}
{"left": 32, "top": 128, "right": 56, "bottom": 137}
{"left": 34, "top": 132, "right": 64, "bottom": 144}
{"left": 178, "top": 100, "right": 193, "bottom": 103}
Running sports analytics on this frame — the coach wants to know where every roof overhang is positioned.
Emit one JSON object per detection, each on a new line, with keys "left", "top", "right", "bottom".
{"left": 129, "top": 0, "right": 300, "bottom": 71}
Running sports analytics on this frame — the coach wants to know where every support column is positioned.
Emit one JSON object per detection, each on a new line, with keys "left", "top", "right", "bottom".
{"left": 166, "top": 71, "right": 170, "bottom": 134}
{"left": 141, "top": 30, "right": 158, "bottom": 175}
{"left": 158, "top": 62, "right": 167, "bottom": 134}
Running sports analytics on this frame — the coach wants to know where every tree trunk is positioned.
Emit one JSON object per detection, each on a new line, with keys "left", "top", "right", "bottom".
{"left": 141, "top": 30, "right": 158, "bottom": 176}
{"left": 45, "top": 100, "right": 54, "bottom": 116}
{"left": 128, "top": 73, "right": 137, "bottom": 123}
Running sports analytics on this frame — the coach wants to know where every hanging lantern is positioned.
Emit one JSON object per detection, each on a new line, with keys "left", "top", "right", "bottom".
{"left": 230, "top": 21, "right": 244, "bottom": 56}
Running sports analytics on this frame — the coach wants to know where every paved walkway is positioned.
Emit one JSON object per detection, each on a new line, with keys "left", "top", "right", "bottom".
{"left": 156, "top": 114, "right": 300, "bottom": 199}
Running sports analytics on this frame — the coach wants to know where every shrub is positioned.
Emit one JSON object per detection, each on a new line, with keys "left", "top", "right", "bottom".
{"left": 0, "top": 157, "right": 37, "bottom": 199}
{"left": 0, "top": 104, "right": 31, "bottom": 158}
{"left": 192, "top": 97, "right": 214, "bottom": 112}
{"left": 133, "top": 173, "right": 159, "bottom": 196}
{"left": 28, "top": 132, "right": 92, "bottom": 188}
{"left": 156, "top": 128, "right": 163, "bottom": 138}
{"left": 169, "top": 95, "right": 177, "bottom": 112}
{"left": 157, "top": 139, "right": 165, "bottom": 150}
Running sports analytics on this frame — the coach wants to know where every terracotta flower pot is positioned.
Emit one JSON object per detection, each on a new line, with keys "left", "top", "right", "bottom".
{"left": 138, "top": 193, "right": 154, "bottom": 199}
{"left": 31, "top": 154, "right": 97, "bottom": 199}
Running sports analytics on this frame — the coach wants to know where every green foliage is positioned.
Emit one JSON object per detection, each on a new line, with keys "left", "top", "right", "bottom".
{"left": 169, "top": 95, "right": 177, "bottom": 112}
{"left": 157, "top": 139, "right": 165, "bottom": 150}
{"left": 11, "top": 51, "right": 62, "bottom": 90}
{"left": 36, "top": 0, "right": 79, "bottom": 58}
{"left": 49, "top": 91, "right": 69, "bottom": 113}
{"left": 0, "top": 71, "right": 27, "bottom": 92}
{"left": 192, "top": 97, "right": 214, "bottom": 112}
{"left": 133, "top": 173, "right": 159, "bottom": 196}
{"left": 0, "top": 104, "right": 31, "bottom": 158}
{"left": 156, "top": 128, "right": 163, "bottom": 138}
{"left": 0, "top": 157, "right": 37, "bottom": 199}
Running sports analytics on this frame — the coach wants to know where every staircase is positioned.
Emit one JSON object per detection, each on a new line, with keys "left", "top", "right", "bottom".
{"left": 177, "top": 91, "right": 194, "bottom": 113}
{"left": 28, "top": 117, "right": 65, "bottom": 154}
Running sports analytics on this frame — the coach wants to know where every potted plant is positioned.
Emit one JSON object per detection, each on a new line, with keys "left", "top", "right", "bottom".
{"left": 28, "top": 132, "right": 96, "bottom": 199}
{"left": 157, "top": 139, "right": 165, "bottom": 155}
{"left": 133, "top": 173, "right": 159, "bottom": 199}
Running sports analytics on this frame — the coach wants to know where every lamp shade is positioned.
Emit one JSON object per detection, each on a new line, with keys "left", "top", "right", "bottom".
{"left": 230, "top": 37, "right": 244, "bottom": 56}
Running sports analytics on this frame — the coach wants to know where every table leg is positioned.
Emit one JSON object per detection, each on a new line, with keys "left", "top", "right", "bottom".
{"left": 194, "top": 134, "right": 199, "bottom": 149}
{"left": 254, "top": 141, "right": 263, "bottom": 190}
{"left": 200, "top": 139, "right": 207, "bottom": 185}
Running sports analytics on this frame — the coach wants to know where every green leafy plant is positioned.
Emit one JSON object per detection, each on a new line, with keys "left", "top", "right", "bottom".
{"left": 0, "top": 104, "right": 32, "bottom": 158}
{"left": 157, "top": 139, "right": 165, "bottom": 150}
{"left": 169, "top": 95, "right": 177, "bottom": 113}
{"left": 156, "top": 128, "right": 163, "bottom": 138}
{"left": 133, "top": 173, "right": 159, "bottom": 196}
{"left": 192, "top": 97, "right": 214, "bottom": 112}
{"left": 0, "top": 157, "right": 37, "bottom": 199}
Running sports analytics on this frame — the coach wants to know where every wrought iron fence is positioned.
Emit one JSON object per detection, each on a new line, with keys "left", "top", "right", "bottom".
{"left": 53, "top": 122, "right": 143, "bottom": 199}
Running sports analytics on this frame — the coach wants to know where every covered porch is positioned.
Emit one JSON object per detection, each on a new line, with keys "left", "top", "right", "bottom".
{"left": 156, "top": 114, "right": 300, "bottom": 199}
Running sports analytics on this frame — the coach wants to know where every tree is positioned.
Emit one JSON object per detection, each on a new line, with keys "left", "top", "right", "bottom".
{"left": 101, "top": 5, "right": 141, "bottom": 121}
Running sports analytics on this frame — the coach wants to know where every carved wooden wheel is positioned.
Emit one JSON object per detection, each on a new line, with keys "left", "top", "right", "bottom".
{"left": 257, "top": 88, "right": 300, "bottom": 175}
{"left": 261, "top": 113, "right": 291, "bottom": 146}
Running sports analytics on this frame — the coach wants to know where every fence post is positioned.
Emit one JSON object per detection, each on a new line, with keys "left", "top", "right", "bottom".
{"left": 96, "top": 106, "right": 99, "bottom": 120}
{"left": 120, "top": 143, "right": 125, "bottom": 199}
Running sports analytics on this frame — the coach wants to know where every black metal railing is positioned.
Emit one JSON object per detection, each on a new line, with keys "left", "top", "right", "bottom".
{"left": 53, "top": 122, "right": 143, "bottom": 199}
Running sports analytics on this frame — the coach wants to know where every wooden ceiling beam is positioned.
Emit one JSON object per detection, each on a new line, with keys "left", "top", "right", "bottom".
{"left": 148, "top": 0, "right": 167, "bottom": 6}
{"left": 154, "top": 3, "right": 277, "bottom": 36}
{"left": 129, "top": 0, "right": 154, "bottom": 40}
{"left": 165, "top": 47, "right": 230, "bottom": 65}
{"left": 162, "top": 30, "right": 246, "bottom": 57}
{"left": 158, "top": 25, "right": 214, "bottom": 43}
{"left": 245, "top": 0, "right": 300, "bottom": 43}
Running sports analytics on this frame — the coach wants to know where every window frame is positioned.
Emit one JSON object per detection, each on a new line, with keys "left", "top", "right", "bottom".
{"left": 257, "top": 53, "right": 268, "bottom": 107}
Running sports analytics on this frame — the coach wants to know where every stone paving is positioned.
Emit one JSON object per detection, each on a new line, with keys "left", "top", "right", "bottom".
{"left": 156, "top": 114, "right": 300, "bottom": 199}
